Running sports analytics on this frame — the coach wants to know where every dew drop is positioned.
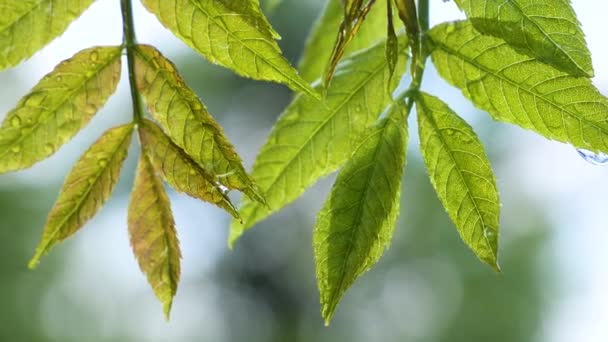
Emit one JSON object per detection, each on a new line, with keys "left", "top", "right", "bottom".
{"left": 55, "top": 75, "right": 62, "bottom": 82}
{"left": 446, "top": 24, "right": 456, "bottom": 34}
{"left": 98, "top": 159, "right": 108, "bottom": 168}
{"left": 90, "top": 51, "right": 99, "bottom": 62}
{"left": 216, "top": 182, "right": 229, "bottom": 194}
{"left": 10, "top": 116, "right": 21, "bottom": 127}
{"left": 192, "top": 102, "right": 202, "bottom": 111}
{"left": 484, "top": 229, "right": 497, "bottom": 241}
{"left": 445, "top": 128, "right": 455, "bottom": 136}
{"left": 576, "top": 148, "right": 608, "bottom": 165}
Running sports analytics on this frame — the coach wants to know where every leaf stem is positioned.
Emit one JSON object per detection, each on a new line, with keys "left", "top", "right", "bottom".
{"left": 121, "top": 0, "right": 144, "bottom": 124}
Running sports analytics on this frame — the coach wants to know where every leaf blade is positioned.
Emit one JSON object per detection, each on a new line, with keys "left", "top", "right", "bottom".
{"left": 28, "top": 124, "right": 133, "bottom": 268}
{"left": 429, "top": 20, "right": 608, "bottom": 155}
{"left": 140, "top": 0, "right": 316, "bottom": 97}
{"left": 0, "top": 0, "right": 94, "bottom": 70}
{"left": 0, "top": 46, "right": 122, "bottom": 173}
{"left": 230, "top": 37, "right": 406, "bottom": 246}
{"left": 139, "top": 119, "right": 240, "bottom": 219}
{"left": 128, "top": 154, "right": 181, "bottom": 319}
{"left": 416, "top": 91, "right": 500, "bottom": 269}
{"left": 453, "top": 0, "right": 593, "bottom": 77}
{"left": 133, "top": 44, "right": 263, "bottom": 205}
{"left": 314, "top": 102, "right": 408, "bottom": 324}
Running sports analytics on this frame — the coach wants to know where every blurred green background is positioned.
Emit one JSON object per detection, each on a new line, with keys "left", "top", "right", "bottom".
{"left": 2, "top": 0, "right": 608, "bottom": 341}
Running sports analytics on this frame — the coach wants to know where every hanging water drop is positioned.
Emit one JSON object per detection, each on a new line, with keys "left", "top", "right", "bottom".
{"left": 576, "top": 148, "right": 608, "bottom": 166}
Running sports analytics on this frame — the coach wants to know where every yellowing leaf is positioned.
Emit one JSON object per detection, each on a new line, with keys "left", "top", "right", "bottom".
{"left": 230, "top": 37, "right": 406, "bottom": 246}
{"left": 315, "top": 102, "right": 408, "bottom": 325}
{"left": 140, "top": 0, "right": 316, "bottom": 97}
{"left": 416, "top": 92, "right": 500, "bottom": 269}
{"left": 28, "top": 124, "right": 133, "bottom": 268}
{"left": 0, "top": 0, "right": 94, "bottom": 70}
{"left": 128, "top": 154, "right": 181, "bottom": 319}
{"left": 0, "top": 46, "right": 122, "bottom": 174}
{"left": 453, "top": 0, "right": 593, "bottom": 77}
{"left": 138, "top": 119, "right": 240, "bottom": 220}
{"left": 133, "top": 45, "right": 263, "bottom": 205}
{"left": 429, "top": 21, "right": 608, "bottom": 156}
{"left": 299, "top": 0, "right": 395, "bottom": 82}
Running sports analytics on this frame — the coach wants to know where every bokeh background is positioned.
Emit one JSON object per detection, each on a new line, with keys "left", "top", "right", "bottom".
{"left": 1, "top": 1, "right": 607, "bottom": 341}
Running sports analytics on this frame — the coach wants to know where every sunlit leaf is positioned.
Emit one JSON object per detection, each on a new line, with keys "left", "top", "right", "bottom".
{"left": 315, "top": 102, "right": 408, "bottom": 325}
{"left": 299, "top": 0, "right": 394, "bottom": 82}
{"left": 0, "top": 46, "right": 122, "bottom": 173}
{"left": 453, "top": 0, "right": 593, "bottom": 77}
{"left": 230, "top": 37, "right": 407, "bottom": 246}
{"left": 128, "top": 154, "right": 181, "bottom": 319}
{"left": 0, "top": 0, "right": 94, "bottom": 70}
{"left": 139, "top": 119, "right": 240, "bottom": 220}
{"left": 140, "top": 0, "right": 316, "bottom": 97}
{"left": 133, "top": 44, "right": 263, "bottom": 205}
{"left": 429, "top": 21, "right": 608, "bottom": 156}
{"left": 323, "top": 0, "right": 378, "bottom": 87}
{"left": 232, "top": 0, "right": 281, "bottom": 39}
{"left": 393, "top": 0, "right": 419, "bottom": 72}
{"left": 28, "top": 124, "right": 133, "bottom": 268}
{"left": 385, "top": 0, "right": 399, "bottom": 86}
{"left": 416, "top": 91, "right": 500, "bottom": 269}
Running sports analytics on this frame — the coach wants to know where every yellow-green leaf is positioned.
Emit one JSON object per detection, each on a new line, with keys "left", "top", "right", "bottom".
{"left": 429, "top": 21, "right": 608, "bottom": 156}
{"left": 138, "top": 119, "right": 240, "bottom": 220}
{"left": 453, "top": 0, "right": 593, "bottom": 77}
{"left": 28, "top": 124, "right": 133, "bottom": 268}
{"left": 299, "top": 0, "right": 395, "bottom": 82}
{"left": 416, "top": 91, "right": 500, "bottom": 269}
{"left": 315, "top": 102, "right": 408, "bottom": 325}
{"left": 0, "top": 46, "right": 122, "bottom": 174}
{"left": 128, "top": 154, "right": 181, "bottom": 319}
{"left": 230, "top": 37, "right": 406, "bottom": 246}
{"left": 140, "top": 0, "right": 316, "bottom": 97}
{"left": 0, "top": 0, "right": 94, "bottom": 70}
{"left": 133, "top": 44, "right": 263, "bottom": 205}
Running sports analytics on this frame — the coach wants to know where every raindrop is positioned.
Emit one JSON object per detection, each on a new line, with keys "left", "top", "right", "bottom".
{"left": 446, "top": 24, "right": 456, "bottom": 34}
{"left": 576, "top": 148, "right": 608, "bottom": 166}
{"left": 10, "top": 116, "right": 21, "bottom": 127}
{"left": 445, "top": 128, "right": 455, "bottom": 136}
{"left": 90, "top": 50, "right": 99, "bottom": 62}
{"left": 55, "top": 75, "right": 62, "bottom": 82}
{"left": 98, "top": 159, "right": 108, "bottom": 168}
{"left": 216, "top": 183, "right": 229, "bottom": 194}
{"left": 483, "top": 229, "right": 497, "bottom": 241}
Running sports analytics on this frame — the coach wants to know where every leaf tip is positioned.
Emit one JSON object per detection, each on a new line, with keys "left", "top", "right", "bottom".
{"left": 163, "top": 300, "right": 174, "bottom": 321}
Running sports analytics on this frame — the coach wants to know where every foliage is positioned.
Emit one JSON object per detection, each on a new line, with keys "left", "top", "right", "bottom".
{"left": 0, "top": 0, "right": 604, "bottom": 324}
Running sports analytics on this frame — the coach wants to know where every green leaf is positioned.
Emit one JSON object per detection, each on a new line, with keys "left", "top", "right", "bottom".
{"left": 453, "top": 0, "right": 593, "bottom": 77}
{"left": 138, "top": 119, "right": 240, "bottom": 220}
{"left": 429, "top": 21, "right": 608, "bottom": 155}
{"left": 385, "top": 0, "right": 399, "bottom": 86}
{"left": 28, "top": 124, "right": 133, "bottom": 268}
{"left": 314, "top": 101, "right": 408, "bottom": 325}
{"left": 230, "top": 37, "right": 406, "bottom": 246}
{"left": 139, "top": 0, "right": 316, "bottom": 97}
{"left": 133, "top": 44, "right": 263, "bottom": 205}
{"left": 129, "top": 154, "right": 181, "bottom": 319}
{"left": 0, "top": 0, "right": 94, "bottom": 70}
{"left": 299, "top": 0, "right": 394, "bottom": 82}
{"left": 0, "top": 46, "right": 122, "bottom": 174}
{"left": 416, "top": 91, "right": 500, "bottom": 269}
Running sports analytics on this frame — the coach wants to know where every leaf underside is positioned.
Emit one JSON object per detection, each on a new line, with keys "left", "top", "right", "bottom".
{"left": 0, "top": 46, "right": 122, "bottom": 173}
{"left": 315, "top": 102, "right": 408, "bottom": 325}
{"left": 230, "top": 37, "right": 407, "bottom": 246}
{"left": 429, "top": 21, "right": 608, "bottom": 155}
{"left": 416, "top": 92, "right": 500, "bottom": 269}
{"left": 139, "top": 0, "right": 316, "bottom": 97}
{"left": 453, "top": 0, "right": 594, "bottom": 77}
{"left": 29, "top": 124, "right": 133, "bottom": 268}
{"left": 128, "top": 154, "right": 181, "bottom": 319}
{"left": 0, "top": 0, "right": 94, "bottom": 70}
{"left": 138, "top": 119, "right": 240, "bottom": 220}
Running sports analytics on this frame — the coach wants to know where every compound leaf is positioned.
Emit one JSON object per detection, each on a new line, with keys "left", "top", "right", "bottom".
{"left": 230, "top": 37, "right": 406, "bottom": 246}
{"left": 140, "top": 0, "right": 316, "bottom": 97}
{"left": 453, "top": 0, "right": 593, "bottom": 77}
{"left": 299, "top": 0, "right": 394, "bottom": 82}
{"left": 429, "top": 21, "right": 608, "bottom": 155}
{"left": 416, "top": 91, "right": 500, "bottom": 269}
{"left": 0, "top": 0, "right": 94, "bottom": 70}
{"left": 139, "top": 119, "right": 240, "bottom": 220}
{"left": 128, "top": 154, "right": 181, "bottom": 319}
{"left": 133, "top": 44, "right": 263, "bottom": 205}
{"left": 28, "top": 124, "right": 133, "bottom": 268}
{"left": 315, "top": 101, "right": 408, "bottom": 325}
{"left": 0, "top": 46, "right": 122, "bottom": 173}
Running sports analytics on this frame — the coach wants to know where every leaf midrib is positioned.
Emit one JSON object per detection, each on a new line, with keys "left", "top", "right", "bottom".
{"left": 433, "top": 36, "right": 608, "bottom": 144}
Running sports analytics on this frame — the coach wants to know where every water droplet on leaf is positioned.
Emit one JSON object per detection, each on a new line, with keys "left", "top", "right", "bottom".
{"left": 576, "top": 148, "right": 608, "bottom": 165}
{"left": 10, "top": 116, "right": 21, "bottom": 127}
{"left": 90, "top": 51, "right": 99, "bottom": 62}
{"left": 98, "top": 159, "right": 108, "bottom": 168}
{"left": 11, "top": 146, "right": 20, "bottom": 153}
{"left": 25, "top": 93, "right": 45, "bottom": 106}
